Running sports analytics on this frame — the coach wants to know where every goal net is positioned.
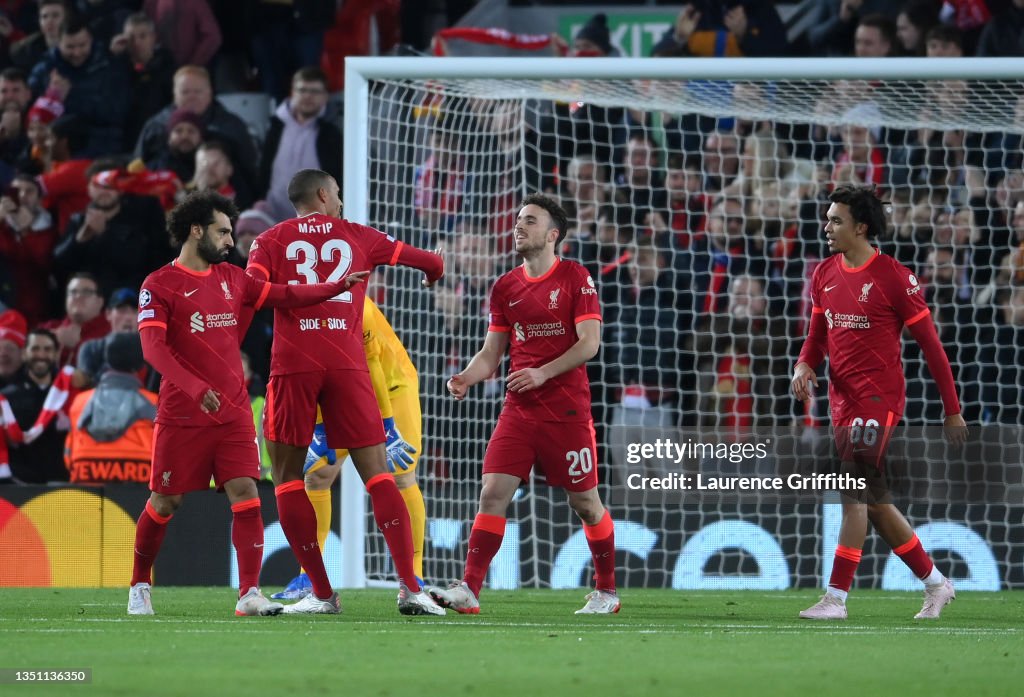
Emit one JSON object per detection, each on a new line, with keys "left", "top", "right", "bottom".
{"left": 342, "top": 57, "right": 1024, "bottom": 591}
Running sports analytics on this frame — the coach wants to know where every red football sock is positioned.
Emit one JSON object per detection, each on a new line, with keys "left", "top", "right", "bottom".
{"left": 893, "top": 534, "right": 934, "bottom": 579}
{"left": 366, "top": 473, "right": 419, "bottom": 592}
{"left": 276, "top": 480, "right": 333, "bottom": 599}
{"left": 828, "top": 545, "right": 862, "bottom": 593}
{"left": 463, "top": 513, "right": 506, "bottom": 598}
{"left": 584, "top": 510, "right": 616, "bottom": 593}
{"left": 231, "top": 498, "right": 264, "bottom": 597}
{"left": 131, "top": 501, "right": 172, "bottom": 586}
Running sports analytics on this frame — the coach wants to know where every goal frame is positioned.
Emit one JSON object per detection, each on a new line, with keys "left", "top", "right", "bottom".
{"left": 338, "top": 56, "right": 1021, "bottom": 589}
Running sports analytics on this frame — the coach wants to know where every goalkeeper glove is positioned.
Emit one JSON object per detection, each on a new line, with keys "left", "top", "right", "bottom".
{"left": 304, "top": 422, "right": 336, "bottom": 473}
{"left": 383, "top": 416, "right": 416, "bottom": 472}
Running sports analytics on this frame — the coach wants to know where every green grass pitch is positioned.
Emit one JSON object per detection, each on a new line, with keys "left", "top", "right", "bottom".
{"left": 1, "top": 588, "right": 1021, "bottom": 697}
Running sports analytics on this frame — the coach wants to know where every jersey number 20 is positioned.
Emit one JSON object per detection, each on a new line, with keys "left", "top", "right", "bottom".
{"left": 285, "top": 239, "right": 354, "bottom": 303}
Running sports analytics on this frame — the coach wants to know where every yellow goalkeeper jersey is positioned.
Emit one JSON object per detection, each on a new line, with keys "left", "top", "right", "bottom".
{"left": 363, "top": 297, "right": 418, "bottom": 418}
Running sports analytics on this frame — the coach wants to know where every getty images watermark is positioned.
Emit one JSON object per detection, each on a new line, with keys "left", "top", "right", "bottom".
{"left": 622, "top": 438, "right": 867, "bottom": 493}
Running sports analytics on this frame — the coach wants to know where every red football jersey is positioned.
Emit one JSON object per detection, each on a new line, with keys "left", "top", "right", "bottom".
{"left": 138, "top": 261, "right": 267, "bottom": 426}
{"left": 488, "top": 258, "right": 601, "bottom": 422}
{"left": 247, "top": 214, "right": 402, "bottom": 376}
{"left": 810, "top": 250, "right": 931, "bottom": 416}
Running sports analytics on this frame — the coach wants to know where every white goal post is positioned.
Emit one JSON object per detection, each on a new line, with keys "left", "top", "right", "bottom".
{"left": 339, "top": 56, "right": 1024, "bottom": 590}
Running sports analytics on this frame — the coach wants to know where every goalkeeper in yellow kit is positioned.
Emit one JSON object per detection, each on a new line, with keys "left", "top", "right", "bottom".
{"left": 272, "top": 297, "right": 426, "bottom": 599}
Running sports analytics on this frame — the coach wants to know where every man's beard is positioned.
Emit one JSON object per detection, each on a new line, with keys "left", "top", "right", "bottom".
{"left": 197, "top": 233, "right": 228, "bottom": 264}
{"left": 28, "top": 359, "right": 53, "bottom": 380}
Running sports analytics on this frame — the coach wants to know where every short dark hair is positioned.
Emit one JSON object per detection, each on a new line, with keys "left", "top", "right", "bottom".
{"left": 59, "top": 16, "right": 90, "bottom": 38}
{"left": 520, "top": 193, "right": 568, "bottom": 248}
{"left": 287, "top": 168, "right": 334, "bottom": 207}
{"left": 167, "top": 191, "right": 239, "bottom": 246}
{"left": 925, "top": 24, "right": 962, "bottom": 49}
{"left": 26, "top": 328, "right": 58, "bottom": 350}
{"left": 858, "top": 14, "right": 896, "bottom": 48}
{"left": 829, "top": 185, "right": 887, "bottom": 240}
{"left": 68, "top": 270, "right": 100, "bottom": 291}
{"left": 0, "top": 67, "right": 26, "bottom": 84}
{"left": 293, "top": 66, "right": 328, "bottom": 89}
{"left": 124, "top": 11, "right": 154, "bottom": 30}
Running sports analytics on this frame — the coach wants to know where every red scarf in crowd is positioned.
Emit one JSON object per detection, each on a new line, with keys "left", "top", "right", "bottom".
{"left": 432, "top": 27, "right": 568, "bottom": 56}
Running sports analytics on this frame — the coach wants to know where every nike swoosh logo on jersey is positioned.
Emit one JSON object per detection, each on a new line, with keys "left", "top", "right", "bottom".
{"left": 824, "top": 285, "right": 839, "bottom": 292}
{"left": 571, "top": 476, "right": 587, "bottom": 484}
{"left": 184, "top": 289, "right": 198, "bottom": 297}
{"left": 509, "top": 298, "right": 524, "bottom": 306}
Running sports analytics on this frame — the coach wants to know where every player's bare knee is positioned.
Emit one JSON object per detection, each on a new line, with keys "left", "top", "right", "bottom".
{"left": 149, "top": 492, "right": 181, "bottom": 517}
{"left": 567, "top": 492, "right": 604, "bottom": 525}
{"left": 223, "top": 476, "right": 259, "bottom": 503}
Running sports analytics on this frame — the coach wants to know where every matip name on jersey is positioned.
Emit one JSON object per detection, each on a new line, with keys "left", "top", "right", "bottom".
{"left": 297, "top": 220, "right": 334, "bottom": 234}
{"left": 299, "top": 317, "right": 348, "bottom": 332}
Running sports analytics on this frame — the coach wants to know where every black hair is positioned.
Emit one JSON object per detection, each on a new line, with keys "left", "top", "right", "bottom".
{"left": 520, "top": 192, "right": 569, "bottom": 248}
{"left": 287, "top": 168, "right": 333, "bottom": 207}
{"left": 59, "top": 16, "right": 90, "bottom": 37}
{"left": 925, "top": 24, "right": 962, "bottom": 49}
{"left": 292, "top": 66, "right": 329, "bottom": 89}
{"left": 829, "top": 185, "right": 887, "bottom": 239}
{"left": 858, "top": 14, "right": 897, "bottom": 51}
{"left": 0, "top": 67, "right": 26, "bottom": 83}
{"left": 26, "top": 328, "right": 58, "bottom": 350}
{"left": 167, "top": 190, "right": 239, "bottom": 246}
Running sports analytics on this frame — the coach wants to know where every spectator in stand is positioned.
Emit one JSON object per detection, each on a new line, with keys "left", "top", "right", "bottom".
{"left": 653, "top": 153, "right": 707, "bottom": 248}
{"left": 230, "top": 201, "right": 275, "bottom": 381}
{"left": 413, "top": 112, "right": 475, "bottom": 243}
{"left": 66, "top": 331, "right": 157, "bottom": 484}
{"left": 110, "top": 12, "right": 175, "bottom": 148}
{"left": 185, "top": 139, "right": 252, "bottom": 209}
{"left": 979, "top": 286, "right": 1024, "bottom": 424}
{"left": 259, "top": 67, "right": 342, "bottom": 223}
{"left": 134, "top": 65, "right": 258, "bottom": 200}
{"left": 562, "top": 154, "right": 608, "bottom": 244}
{"left": 547, "top": 14, "right": 626, "bottom": 185}
{"left": 832, "top": 103, "right": 887, "bottom": 191}
{"left": 0, "top": 67, "right": 32, "bottom": 168}
{"left": 1, "top": 328, "right": 68, "bottom": 482}
{"left": 28, "top": 17, "right": 132, "bottom": 155}
{"left": 0, "top": 309, "right": 26, "bottom": 389}
{"left": 9, "top": 0, "right": 67, "bottom": 72}
{"left": 651, "top": 2, "right": 788, "bottom": 57}
{"left": 142, "top": 107, "right": 203, "bottom": 183}
{"left": 976, "top": 0, "right": 1024, "bottom": 56}
{"left": 33, "top": 113, "right": 91, "bottom": 234}
{"left": 249, "top": 0, "right": 334, "bottom": 102}
{"left": 605, "top": 240, "right": 683, "bottom": 432}
{"left": 40, "top": 271, "right": 109, "bottom": 366}
{"left": 925, "top": 24, "right": 964, "bottom": 56}
{"left": 0, "top": 174, "right": 57, "bottom": 326}
{"left": 702, "top": 129, "right": 741, "bottom": 195}
{"left": 615, "top": 131, "right": 667, "bottom": 227}
{"left": 53, "top": 164, "right": 171, "bottom": 292}
{"left": 896, "top": 0, "right": 942, "bottom": 55}
{"left": 73, "top": 286, "right": 141, "bottom": 387}
{"left": 854, "top": 13, "right": 897, "bottom": 56}
{"left": 808, "top": 0, "right": 898, "bottom": 56}
{"left": 143, "top": 0, "right": 221, "bottom": 68}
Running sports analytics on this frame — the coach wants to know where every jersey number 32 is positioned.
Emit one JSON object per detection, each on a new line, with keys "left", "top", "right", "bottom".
{"left": 286, "top": 239, "right": 354, "bottom": 303}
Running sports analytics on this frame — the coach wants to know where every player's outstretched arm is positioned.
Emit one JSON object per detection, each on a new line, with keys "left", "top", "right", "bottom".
{"left": 139, "top": 326, "right": 218, "bottom": 411}
{"left": 907, "top": 315, "right": 968, "bottom": 445}
{"left": 393, "top": 244, "right": 444, "bottom": 287}
{"left": 255, "top": 271, "right": 369, "bottom": 309}
{"left": 448, "top": 330, "right": 509, "bottom": 400}
{"left": 507, "top": 318, "right": 600, "bottom": 393}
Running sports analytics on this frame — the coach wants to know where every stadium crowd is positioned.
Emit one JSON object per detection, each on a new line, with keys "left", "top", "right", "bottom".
{"left": 0, "top": 0, "right": 1022, "bottom": 486}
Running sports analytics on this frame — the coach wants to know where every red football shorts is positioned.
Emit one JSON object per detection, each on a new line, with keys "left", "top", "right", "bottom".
{"left": 264, "top": 369, "right": 384, "bottom": 449}
{"left": 483, "top": 412, "right": 598, "bottom": 492}
{"left": 833, "top": 402, "right": 901, "bottom": 470}
{"left": 150, "top": 419, "right": 261, "bottom": 494}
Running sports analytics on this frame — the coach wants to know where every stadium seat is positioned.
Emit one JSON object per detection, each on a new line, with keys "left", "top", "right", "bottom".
{"left": 217, "top": 92, "right": 274, "bottom": 146}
